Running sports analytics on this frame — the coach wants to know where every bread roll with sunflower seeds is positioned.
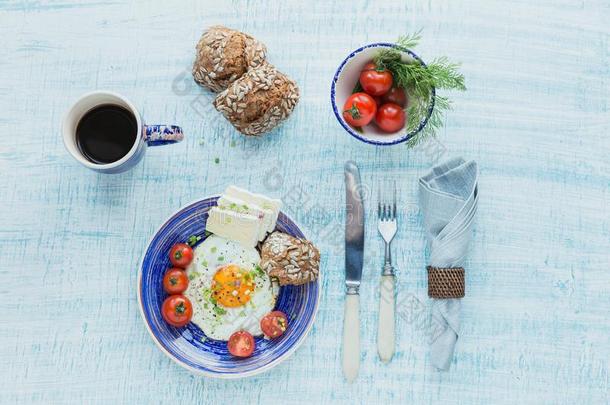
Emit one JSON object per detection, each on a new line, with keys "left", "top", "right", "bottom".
{"left": 260, "top": 232, "right": 320, "bottom": 286}
{"left": 213, "top": 62, "right": 300, "bottom": 136}
{"left": 192, "top": 25, "right": 267, "bottom": 92}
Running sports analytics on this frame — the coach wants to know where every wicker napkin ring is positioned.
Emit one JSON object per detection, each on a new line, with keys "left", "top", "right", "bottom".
{"left": 427, "top": 266, "right": 465, "bottom": 298}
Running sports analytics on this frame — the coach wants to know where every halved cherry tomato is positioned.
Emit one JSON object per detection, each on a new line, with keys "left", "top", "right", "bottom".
{"left": 359, "top": 62, "right": 393, "bottom": 96}
{"left": 169, "top": 243, "right": 194, "bottom": 268}
{"left": 227, "top": 331, "right": 255, "bottom": 358}
{"left": 161, "top": 295, "right": 193, "bottom": 327}
{"left": 260, "top": 311, "right": 288, "bottom": 338}
{"left": 163, "top": 268, "right": 189, "bottom": 294}
{"left": 381, "top": 87, "right": 408, "bottom": 108}
{"left": 342, "top": 92, "right": 377, "bottom": 127}
{"left": 375, "top": 103, "right": 406, "bottom": 133}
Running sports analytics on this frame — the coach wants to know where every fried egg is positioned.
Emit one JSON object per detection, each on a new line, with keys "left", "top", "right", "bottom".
{"left": 184, "top": 235, "right": 279, "bottom": 341}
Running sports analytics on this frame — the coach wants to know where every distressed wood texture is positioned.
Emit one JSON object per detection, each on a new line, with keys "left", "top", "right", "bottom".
{"left": 1, "top": 0, "right": 609, "bottom": 404}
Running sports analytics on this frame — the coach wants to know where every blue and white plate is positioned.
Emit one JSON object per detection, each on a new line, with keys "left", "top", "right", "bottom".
{"left": 137, "top": 197, "right": 321, "bottom": 378}
{"left": 331, "top": 42, "right": 435, "bottom": 146}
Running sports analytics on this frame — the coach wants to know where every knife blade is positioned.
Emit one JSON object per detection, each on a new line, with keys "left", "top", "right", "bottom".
{"left": 343, "top": 161, "right": 364, "bottom": 382}
{"left": 344, "top": 161, "right": 365, "bottom": 291}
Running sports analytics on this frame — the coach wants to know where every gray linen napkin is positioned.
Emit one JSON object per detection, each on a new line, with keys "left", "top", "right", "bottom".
{"left": 418, "top": 157, "right": 479, "bottom": 371}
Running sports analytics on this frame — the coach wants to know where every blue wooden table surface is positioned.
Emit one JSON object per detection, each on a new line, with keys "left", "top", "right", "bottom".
{"left": 1, "top": 0, "right": 609, "bottom": 403}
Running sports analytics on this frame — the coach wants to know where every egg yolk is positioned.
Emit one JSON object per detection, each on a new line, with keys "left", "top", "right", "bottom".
{"left": 211, "top": 264, "right": 255, "bottom": 308}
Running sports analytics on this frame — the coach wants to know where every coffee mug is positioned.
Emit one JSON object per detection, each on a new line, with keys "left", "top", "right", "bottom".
{"left": 62, "top": 91, "right": 184, "bottom": 173}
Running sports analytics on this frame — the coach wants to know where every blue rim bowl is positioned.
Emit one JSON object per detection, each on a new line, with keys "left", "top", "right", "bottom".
{"left": 137, "top": 197, "right": 321, "bottom": 378}
{"left": 331, "top": 42, "right": 436, "bottom": 146}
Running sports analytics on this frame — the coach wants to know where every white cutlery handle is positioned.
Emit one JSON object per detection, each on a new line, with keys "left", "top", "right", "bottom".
{"left": 342, "top": 293, "right": 360, "bottom": 382}
{"left": 377, "top": 275, "right": 395, "bottom": 363}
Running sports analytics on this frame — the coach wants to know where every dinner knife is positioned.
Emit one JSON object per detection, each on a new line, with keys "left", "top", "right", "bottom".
{"left": 343, "top": 161, "right": 365, "bottom": 382}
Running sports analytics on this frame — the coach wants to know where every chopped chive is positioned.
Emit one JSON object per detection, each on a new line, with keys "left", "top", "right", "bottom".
{"left": 187, "top": 235, "right": 201, "bottom": 246}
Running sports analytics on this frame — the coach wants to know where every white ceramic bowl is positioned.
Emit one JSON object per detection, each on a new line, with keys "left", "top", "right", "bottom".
{"left": 331, "top": 43, "right": 435, "bottom": 146}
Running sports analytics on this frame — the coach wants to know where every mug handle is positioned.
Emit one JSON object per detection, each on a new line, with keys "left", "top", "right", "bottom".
{"left": 144, "top": 125, "right": 184, "bottom": 146}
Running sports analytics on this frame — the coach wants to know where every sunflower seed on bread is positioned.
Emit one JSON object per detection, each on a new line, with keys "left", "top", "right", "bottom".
{"left": 213, "top": 62, "right": 300, "bottom": 136}
{"left": 260, "top": 232, "right": 320, "bottom": 286}
{"left": 192, "top": 25, "right": 267, "bottom": 92}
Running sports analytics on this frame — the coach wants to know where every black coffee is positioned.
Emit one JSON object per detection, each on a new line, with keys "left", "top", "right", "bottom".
{"left": 76, "top": 104, "right": 138, "bottom": 164}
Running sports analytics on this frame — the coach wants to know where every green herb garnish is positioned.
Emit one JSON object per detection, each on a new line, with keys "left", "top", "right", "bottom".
{"left": 187, "top": 235, "right": 201, "bottom": 246}
{"left": 213, "top": 306, "right": 227, "bottom": 316}
{"left": 214, "top": 157, "right": 220, "bottom": 164}
{"left": 188, "top": 271, "right": 200, "bottom": 281}
{"left": 374, "top": 31, "right": 466, "bottom": 147}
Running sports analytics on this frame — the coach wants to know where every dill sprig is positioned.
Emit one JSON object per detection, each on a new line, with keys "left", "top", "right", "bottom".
{"left": 374, "top": 32, "right": 466, "bottom": 147}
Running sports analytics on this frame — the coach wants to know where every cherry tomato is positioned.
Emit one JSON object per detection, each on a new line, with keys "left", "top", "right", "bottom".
{"left": 381, "top": 87, "right": 408, "bottom": 108}
{"left": 359, "top": 62, "right": 393, "bottom": 96}
{"left": 260, "top": 311, "right": 288, "bottom": 338}
{"left": 342, "top": 92, "right": 377, "bottom": 127}
{"left": 163, "top": 268, "right": 189, "bottom": 294}
{"left": 161, "top": 295, "right": 193, "bottom": 327}
{"left": 227, "top": 331, "right": 255, "bottom": 358}
{"left": 375, "top": 103, "right": 407, "bottom": 133}
{"left": 169, "top": 243, "right": 194, "bottom": 268}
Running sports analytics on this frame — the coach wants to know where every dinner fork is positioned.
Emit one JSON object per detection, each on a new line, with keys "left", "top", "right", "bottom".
{"left": 377, "top": 180, "right": 397, "bottom": 363}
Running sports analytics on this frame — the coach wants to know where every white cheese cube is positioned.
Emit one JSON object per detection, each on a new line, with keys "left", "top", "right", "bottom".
{"left": 224, "top": 185, "right": 282, "bottom": 232}
{"left": 216, "top": 195, "right": 273, "bottom": 241}
{"left": 205, "top": 207, "right": 262, "bottom": 248}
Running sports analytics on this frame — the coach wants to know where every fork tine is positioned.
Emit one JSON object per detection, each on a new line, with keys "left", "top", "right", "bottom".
{"left": 383, "top": 178, "right": 389, "bottom": 220}
{"left": 392, "top": 180, "right": 397, "bottom": 219}
{"left": 378, "top": 178, "right": 398, "bottom": 222}
{"left": 382, "top": 181, "right": 387, "bottom": 221}
{"left": 386, "top": 179, "right": 391, "bottom": 221}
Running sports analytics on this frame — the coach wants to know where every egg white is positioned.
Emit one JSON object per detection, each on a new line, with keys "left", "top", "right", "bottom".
{"left": 184, "top": 235, "right": 279, "bottom": 341}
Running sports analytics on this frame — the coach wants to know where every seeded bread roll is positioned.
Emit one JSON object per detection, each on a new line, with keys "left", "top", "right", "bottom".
{"left": 260, "top": 232, "right": 319, "bottom": 286}
{"left": 213, "top": 63, "right": 300, "bottom": 136}
{"left": 192, "top": 25, "right": 267, "bottom": 92}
